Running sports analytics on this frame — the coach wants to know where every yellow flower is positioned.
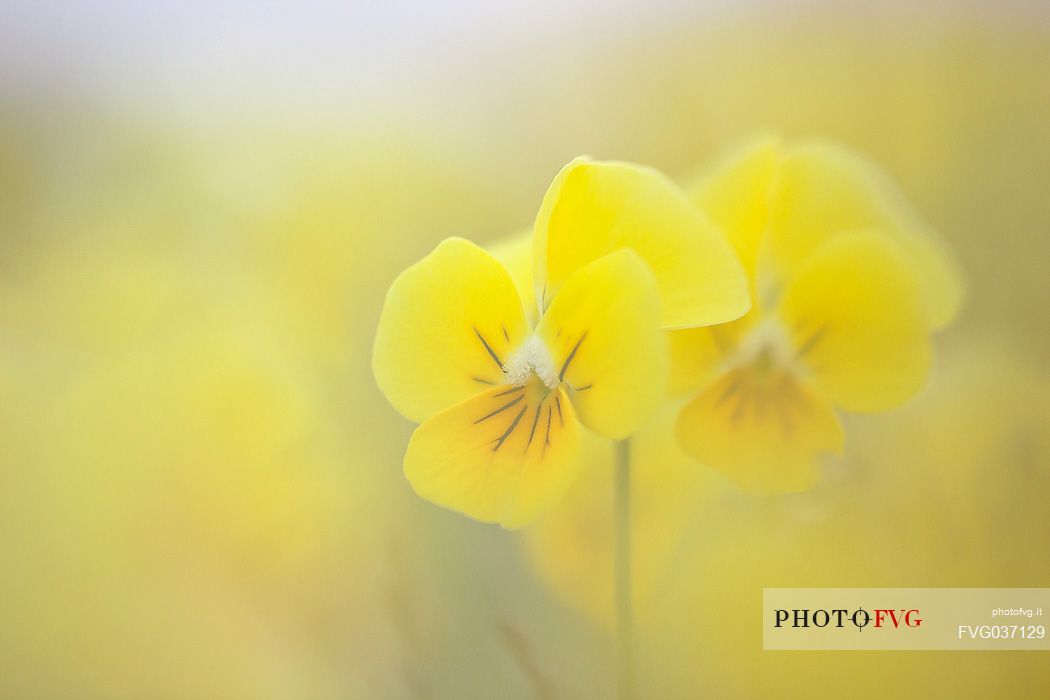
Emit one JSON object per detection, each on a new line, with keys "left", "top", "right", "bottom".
{"left": 373, "top": 158, "right": 749, "bottom": 527}
{"left": 672, "top": 136, "right": 964, "bottom": 492}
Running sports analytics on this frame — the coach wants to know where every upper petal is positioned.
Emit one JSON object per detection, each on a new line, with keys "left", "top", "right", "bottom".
{"left": 533, "top": 158, "right": 750, "bottom": 330}
{"left": 373, "top": 237, "right": 529, "bottom": 423}
{"left": 686, "top": 134, "right": 783, "bottom": 279}
{"left": 537, "top": 250, "right": 667, "bottom": 440}
{"left": 777, "top": 231, "right": 932, "bottom": 413}
{"left": 404, "top": 383, "right": 581, "bottom": 528}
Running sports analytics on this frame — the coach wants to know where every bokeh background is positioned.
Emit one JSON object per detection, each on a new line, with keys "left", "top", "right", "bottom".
{"left": 2, "top": 1, "right": 1048, "bottom": 698}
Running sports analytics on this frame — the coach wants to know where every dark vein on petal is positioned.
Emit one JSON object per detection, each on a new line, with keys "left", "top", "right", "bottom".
{"left": 715, "top": 378, "right": 741, "bottom": 407}
{"left": 526, "top": 402, "right": 544, "bottom": 451}
{"left": 790, "top": 386, "right": 812, "bottom": 415}
{"left": 502, "top": 324, "right": 510, "bottom": 342}
{"left": 494, "top": 405, "right": 528, "bottom": 451}
{"left": 474, "top": 394, "right": 524, "bottom": 424}
{"left": 474, "top": 326, "right": 505, "bottom": 371}
{"left": 545, "top": 406, "right": 553, "bottom": 445}
{"left": 494, "top": 385, "right": 526, "bottom": 397}
{"left": 730, "top": 387, "right": 751, "bottom": 426}
{"left": 472, "top": 376, "right": 496, "bottom": 385}
{"left": 573, "top": 383, "right": 593, "bottom": 392}
{"left": 554, "top": 394, "right": 564, "bottom": 426}
{"left": 558, "top": 331, "right": 588, "bottom": 382}
{"left": 795, "top": 325, "right": 827, "bottom": 359}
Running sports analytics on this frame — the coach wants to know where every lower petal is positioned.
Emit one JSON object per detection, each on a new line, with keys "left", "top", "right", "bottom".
{"left": 675, "top": 369, "right": 844, "bottom": 493}
{"left": 404, "top": 384, "right": 581, "bottom": 528}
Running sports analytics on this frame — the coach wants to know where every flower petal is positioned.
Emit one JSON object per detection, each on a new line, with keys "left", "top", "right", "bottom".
{"left": 487, "top": 230, "right": 538, "bottom": 326}
{"left": 534, "top": 158, "right": 750, "bottom": 330}
{"left": 667, "top": 301, "right": 764, "bottom": 396}
{"left": 777, "top": 231, "right": 931, "bottom": 413}
{"left": 537, "top": 250, "right": 667, "bottom": 440}
{"left": 676, "top": 369, "right": 844, "bottom": 493}
{"left": 769, "top": 141, "right": 963, "bottom": 329}
{"left": 404, "top": 383, "right": 581, "bottom": 528}
{"left": 373, "top": 237, "right": 529, "bottom": 423}
{"left": 687, "top": 134, "right": 783, "bottom": 278}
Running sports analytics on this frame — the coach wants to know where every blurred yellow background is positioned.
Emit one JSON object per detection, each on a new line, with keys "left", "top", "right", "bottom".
{"left": 2, "top": 2, "right": 1048, "bottom": 698}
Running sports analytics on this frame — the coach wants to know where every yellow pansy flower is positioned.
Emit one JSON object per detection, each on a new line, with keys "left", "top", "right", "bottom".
{"left": 373, "top": 158, "right": 749, "bottom": 527}
{"left": 672, "top": 136, "right": 964, "bottom": 492}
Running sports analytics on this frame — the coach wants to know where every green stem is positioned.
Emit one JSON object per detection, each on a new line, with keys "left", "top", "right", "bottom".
{"left": 615, "top": 438, "right": 636, "bottom": 700}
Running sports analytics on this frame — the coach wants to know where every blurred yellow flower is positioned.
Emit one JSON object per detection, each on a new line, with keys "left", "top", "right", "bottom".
{"left": 641, "top": 341, "right": 1050, "bottom": 700}
{"left": 373, "top": 158, "right": 749, "bottom": 527}
{"left": 672, "top": 136, "right": 964, "bottom": 492}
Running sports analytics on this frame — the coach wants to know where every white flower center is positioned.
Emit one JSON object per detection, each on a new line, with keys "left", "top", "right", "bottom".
{"left": 505, "top": 335, "right": 558, "bottom": 389}
{"left": 733, "top": 316, "right": 795, "bottom": 371}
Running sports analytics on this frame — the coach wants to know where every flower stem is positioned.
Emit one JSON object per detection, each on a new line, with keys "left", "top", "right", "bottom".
{"left": 615, "top": 438, "right": 636, "bottom": 700}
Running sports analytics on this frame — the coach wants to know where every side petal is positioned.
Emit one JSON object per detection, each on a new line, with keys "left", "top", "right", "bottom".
{"left": 537, "top": 250, "right": 667, "bottom": 440}
{"left": 769, "top": 141, "right": 964, "bottom": 329}
{"left": 667, "top": 306, "right": 761, "bottom": 396}
{"left": 676, "top": 369, "right": 844, "bottom": 493}
{"left": 534, "top": 158, "right": 750, "bottom": 330}
{"left": 777, "top": 231, "right": 932, "bottom": 413}
{"left": 373, "top": 237, "right": 529, "bottom": 423}
{"left": 404, "top": 383, "right": 581, "bottom": 529}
